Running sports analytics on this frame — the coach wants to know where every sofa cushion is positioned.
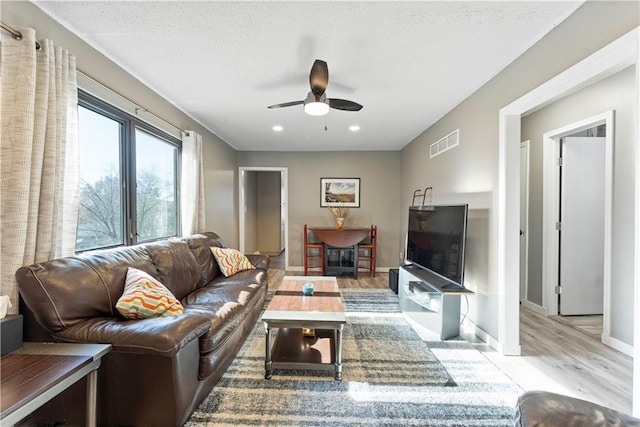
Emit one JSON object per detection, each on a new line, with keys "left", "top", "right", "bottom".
{"left": 183, "top": 269, "right": 266, "bottom": 307}
{"left": 211, "top": 247, "right": 255, "bottom": 277}
{"left": 182, "top": 269, "right": 267, "bottom": 355}
{"left": 184, "top": 302, "right": 245, "bottom": 355}
{"left": 183, "top": 282, "right": 267, "bottom": 379}
{"left": 182, "top": 232, "right": 226, "bottom": 285}
{"left": 116, "top": 267, "right": 184, "bottom": 319}
{"left": 54, "top": 311, "right": 211, "bottom": 356}
{"left": 144, "top": 239, "right": 203, "bottom": 299}
{"left": 245, "top": 253, "right": 270, "bottom": 270}
{"left": 16, "top": 245, "right": 157, "bottom": 332}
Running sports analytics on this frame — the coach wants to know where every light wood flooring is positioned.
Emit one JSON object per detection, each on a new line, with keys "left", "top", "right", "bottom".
{"left": 551, "top": 313, "right": 603, "bottom": 339}
{"left": 267, "top": 262, "right": 633, "bottom": 415}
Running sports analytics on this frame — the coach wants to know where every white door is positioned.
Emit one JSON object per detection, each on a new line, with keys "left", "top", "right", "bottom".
{"left": 520, "top": 141, "right": 529, "bottom": 303}
{"left": 559, "top": 136, "right": 605, "bottom": 315}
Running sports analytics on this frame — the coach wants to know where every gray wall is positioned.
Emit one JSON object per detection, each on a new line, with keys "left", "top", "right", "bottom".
{"left": 400, "top": 1, "right": 638, "bottom": 340}
{"left": 522, "top": 65, "right": 636, "bottom": 345}
{"left": 237, "top": 151, "right": 402, "bottom": 270}
{"left": 2, "top": 1, "right": 240, "bottom": 247}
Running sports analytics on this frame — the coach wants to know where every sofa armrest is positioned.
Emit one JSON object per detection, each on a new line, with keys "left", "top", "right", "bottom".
{"left": 52, "top": 312, "right": 211, "bottom": 357}
{"left": 246, "top": 253, "right": 270, "bottom": 270}
{"left": 514, "top": 391, "right": 640, "bottom": 427}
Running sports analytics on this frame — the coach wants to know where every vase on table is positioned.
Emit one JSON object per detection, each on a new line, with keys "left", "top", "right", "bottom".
{"left": 336, "top": 217, "right": 345, "bottom": 229}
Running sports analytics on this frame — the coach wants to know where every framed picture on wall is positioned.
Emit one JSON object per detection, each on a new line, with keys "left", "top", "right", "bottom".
{"left": 320, "top": 178, "right": 360, "bottom": 207}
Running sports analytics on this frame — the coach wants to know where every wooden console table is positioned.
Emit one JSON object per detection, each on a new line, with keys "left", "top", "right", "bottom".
{"left": 310, "top": 227, "right": 370, "bottom": 277}
{"left": 0, "top": 342, "right": 111, "bottom": 426}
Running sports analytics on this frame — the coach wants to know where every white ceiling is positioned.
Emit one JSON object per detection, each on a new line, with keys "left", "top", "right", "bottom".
{"left": 34, "top": 1, "right": 584, "bottom": 152}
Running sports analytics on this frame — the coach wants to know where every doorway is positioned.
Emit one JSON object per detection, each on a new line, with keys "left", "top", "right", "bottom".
{"left": 542, "top": 112, "right": 613, "bottom": 339}
{"left": 238, "top": 167, "right": 288, "bottom": 270}
{"left": 497, "top": 28, "right": 638, "bottom": 359}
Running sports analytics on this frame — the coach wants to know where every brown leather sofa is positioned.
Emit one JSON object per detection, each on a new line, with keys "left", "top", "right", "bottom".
{"left": 514, "top": 390, "right": 640, "bottom": 426}
{"left": 16, "top": 232, "right": 269, "bottom": 427}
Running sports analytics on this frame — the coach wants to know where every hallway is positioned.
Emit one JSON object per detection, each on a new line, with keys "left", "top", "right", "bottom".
{"left": 268, "top": 251, "right": 286, "bottom": 269}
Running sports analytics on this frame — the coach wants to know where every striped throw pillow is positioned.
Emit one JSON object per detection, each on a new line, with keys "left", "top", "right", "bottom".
{"left": 116, "top": 267, "right": 184, "bottom": 319}
{"left": 210, "top": 247, "right": 255, "bottom": 277}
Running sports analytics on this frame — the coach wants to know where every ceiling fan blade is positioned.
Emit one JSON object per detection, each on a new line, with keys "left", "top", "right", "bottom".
{"left": 267, "top": 100, "right": 304, "bottom": 109}
{"left": 309, "top": 59, "right": 328, "bottom": 96}
{"left": 328, "top": 98, "right": 363, "bottom": 111}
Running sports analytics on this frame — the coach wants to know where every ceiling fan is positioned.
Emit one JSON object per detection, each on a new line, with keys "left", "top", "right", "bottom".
{"left": 267, "top": 59, "right": 363, "bottom": 116}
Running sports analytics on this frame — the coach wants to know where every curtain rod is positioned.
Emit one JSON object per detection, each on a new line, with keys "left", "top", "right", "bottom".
{"left": 1, "top": 22, "right": 41, "bottom": 50}
{"left": 0, "top": 21, "right": 188, "bottom": 138}
{"left": 78, "top": 70, "right": 188, "bottom": 137}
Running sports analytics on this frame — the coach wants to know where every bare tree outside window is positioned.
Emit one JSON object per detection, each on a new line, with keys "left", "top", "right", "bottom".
{"left": 77, "top": 165, "right": 122, "bottom": 250}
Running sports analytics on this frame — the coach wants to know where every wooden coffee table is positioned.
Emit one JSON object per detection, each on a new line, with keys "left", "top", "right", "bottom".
{"left": 262, "top": 276, "right": 346, "bottom": 380}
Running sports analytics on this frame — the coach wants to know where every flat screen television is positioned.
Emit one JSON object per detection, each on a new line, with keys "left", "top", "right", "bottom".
{"left": 405, "top": 204, "right": 468, "bottom": 287}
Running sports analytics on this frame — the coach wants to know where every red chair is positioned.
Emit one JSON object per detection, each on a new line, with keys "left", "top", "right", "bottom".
{"left": 357, "top": 225, "right": 377, "bottom": 277}
{"left": 303, "top": 224, "right": 324, "bottom": 276}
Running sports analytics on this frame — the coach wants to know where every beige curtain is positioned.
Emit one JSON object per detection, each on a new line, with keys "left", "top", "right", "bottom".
{"left": 180, "top": 131, "right": 206, "bottom": 236}
{"left": 0, "top": 28, "right": 79, "bottom": 315}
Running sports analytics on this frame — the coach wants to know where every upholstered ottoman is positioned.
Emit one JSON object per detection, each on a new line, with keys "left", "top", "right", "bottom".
{"left": 514, "top": 390, "right": 640, "bottom": 427}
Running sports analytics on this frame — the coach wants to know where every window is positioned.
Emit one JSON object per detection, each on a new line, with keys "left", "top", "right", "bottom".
{"left": 76, "top": 91, "right": 180, "bottom": 252}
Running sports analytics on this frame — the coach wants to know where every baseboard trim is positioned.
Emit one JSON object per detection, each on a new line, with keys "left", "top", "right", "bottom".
{"left": 602, "top": 334, "right": 633, "bottom": 357}
{"left": 520, "top": 300, "right": 547, "bottom": 316}
{"left": 460, "top": 318, "right": 511, "bottom": 354}
{"left": 287, "top": 266, "right": 391, "bottom": 273}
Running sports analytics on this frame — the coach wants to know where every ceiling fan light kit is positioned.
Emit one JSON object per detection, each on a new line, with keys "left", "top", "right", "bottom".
{"left": 303, "top": 92, "right": 330, "bottom": 116}
{"left": 268, "top": 59, "right": 363, "bottom": 116}
{"left": 304, "top": 101, "right": 330, "bottom": 116}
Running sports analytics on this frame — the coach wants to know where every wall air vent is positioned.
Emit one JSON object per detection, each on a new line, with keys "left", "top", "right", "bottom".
{"left": 429, "top": 129, "right": 459, "bottom": 158}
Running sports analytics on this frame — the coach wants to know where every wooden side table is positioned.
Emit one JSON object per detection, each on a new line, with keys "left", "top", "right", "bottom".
{"left": 0, "top": 342, "right": 111, "bottom": 427}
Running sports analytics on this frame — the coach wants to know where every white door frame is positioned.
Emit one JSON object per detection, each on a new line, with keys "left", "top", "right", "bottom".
{"left": 498, "top": 27, "right": 638, "bottom": 411}
{"left": 238, "top": 166, "right": 288, "bottom": 269}
{"left": 520, "top": 140, "right": 531, "bottom": 306}
{"left": 542, "top": 112, "right": 613, "bottom": 322}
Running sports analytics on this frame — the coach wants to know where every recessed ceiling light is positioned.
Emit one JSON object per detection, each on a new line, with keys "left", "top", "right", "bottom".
{"left": 272, "top": 125, "right": 283, "bottom": 132}
{"left": 349, "top": 125, "right": 360, "bottom": 132}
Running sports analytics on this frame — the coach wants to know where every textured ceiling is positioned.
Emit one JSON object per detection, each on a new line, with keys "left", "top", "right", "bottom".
{"left": 34, "top": 1, "right": 584, "bottom": 151}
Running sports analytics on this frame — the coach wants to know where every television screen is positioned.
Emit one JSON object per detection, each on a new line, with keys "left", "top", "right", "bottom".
{"left": 406, "top": 204, "right": 468, "bottom": 286}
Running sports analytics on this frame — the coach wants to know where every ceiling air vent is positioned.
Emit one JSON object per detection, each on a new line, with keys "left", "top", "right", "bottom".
{"left": 429, "top": 129, "right": 459, "bottom": 158}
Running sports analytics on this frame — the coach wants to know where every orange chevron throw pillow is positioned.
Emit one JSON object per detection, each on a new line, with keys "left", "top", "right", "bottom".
{"left": 116, "top": 267, "right": 184, "bottom": 319}
{"left": 211, "top": 247, "right": 255, "bottom": 277}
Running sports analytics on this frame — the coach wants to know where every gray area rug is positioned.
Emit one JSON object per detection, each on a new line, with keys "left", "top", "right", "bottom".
{"left": 185, "top": 289, "right": 522, "bottom": 426}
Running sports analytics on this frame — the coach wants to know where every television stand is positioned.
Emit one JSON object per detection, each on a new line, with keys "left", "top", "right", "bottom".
{"left": 398, "top": 264, "right": 474, "bottom": 340}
